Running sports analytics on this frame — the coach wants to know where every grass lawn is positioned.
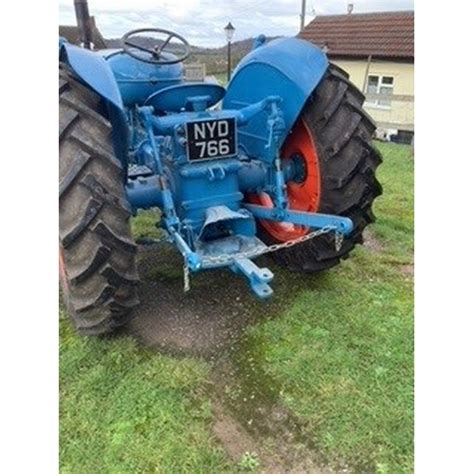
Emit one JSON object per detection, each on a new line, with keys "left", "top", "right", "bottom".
{"left": 243, "top": 142, "right": 414, "bottom": 472}
{"left": 212, "top": 71, "right": 228, "bottom": 85}
{"left": 60, "top": 142, "right": 413, "bottom": 473}
{"left": 60, "top": 316, "right": 231, "bottom": 473}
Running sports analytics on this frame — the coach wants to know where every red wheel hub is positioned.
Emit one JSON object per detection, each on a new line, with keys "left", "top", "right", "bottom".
{"left": 248, "top": 118, "right": 321, "bottom": 242}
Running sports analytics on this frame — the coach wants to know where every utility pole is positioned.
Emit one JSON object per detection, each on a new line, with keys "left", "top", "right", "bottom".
{"left": 300, "top": 0, "right": 307, "bottom": 32}
{"left": 74, "top": 0, "right": 93, "bottom": 49}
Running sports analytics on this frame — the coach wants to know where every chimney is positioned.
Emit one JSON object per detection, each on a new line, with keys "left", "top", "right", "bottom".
{"left": 347, "top": 3, "right": 354, "bottom": 14}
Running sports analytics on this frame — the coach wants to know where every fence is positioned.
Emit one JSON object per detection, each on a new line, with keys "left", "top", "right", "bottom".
{"left": 184, "top": 64, "right": 207, "bottom": 82}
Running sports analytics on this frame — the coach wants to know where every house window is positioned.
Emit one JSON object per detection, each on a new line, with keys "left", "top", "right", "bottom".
{"left": 366, "top": 75, "right": 394, "bottom": 108}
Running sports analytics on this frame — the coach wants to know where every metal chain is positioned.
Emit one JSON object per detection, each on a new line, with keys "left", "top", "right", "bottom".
{"left": 335, "top": 232, "right": 344, "bottom": 252}
{"left": 183, "top": 260, "right": 191, "bottom": 292}
{"left": 181, "top": 227, "right": 345, "bottom": 291}
{"left": 201, "top": 226, "right": 341, "bottom": 266}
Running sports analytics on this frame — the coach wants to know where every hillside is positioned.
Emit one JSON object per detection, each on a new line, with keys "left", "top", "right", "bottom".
{"left": 105, "top": 36, "right": 280, "bottom": 74}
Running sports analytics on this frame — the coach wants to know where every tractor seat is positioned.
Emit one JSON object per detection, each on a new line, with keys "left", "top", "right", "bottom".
{"left": 144, "top": 83, "right": 226, "bottom": 113}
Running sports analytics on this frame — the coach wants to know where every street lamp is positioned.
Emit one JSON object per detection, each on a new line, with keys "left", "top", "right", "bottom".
{"left": 224, "top": 22, "right": 236, "bottom": 82}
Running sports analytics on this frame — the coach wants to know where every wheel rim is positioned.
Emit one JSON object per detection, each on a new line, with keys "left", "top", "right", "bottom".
{"left": 249, "top": 118, "right": 321, "bottom": 242}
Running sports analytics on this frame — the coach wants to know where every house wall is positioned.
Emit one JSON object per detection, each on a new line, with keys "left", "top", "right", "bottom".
{"left": 330, "top": 58, "right": 414, "bottom": 132}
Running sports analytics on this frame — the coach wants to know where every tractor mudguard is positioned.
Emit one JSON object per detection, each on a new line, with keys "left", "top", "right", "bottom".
{"left": 60, "top": 43, "right": 123, "bottom": 110}
{"left": 223, "top": 37, "right": 329, "bottom": 159}
{"left": 59, "top": 43, "right": 129, "bottom": 167}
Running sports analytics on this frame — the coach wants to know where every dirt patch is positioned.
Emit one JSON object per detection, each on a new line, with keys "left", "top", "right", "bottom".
{"left": 210, "top": 346, "right": 331, "bottom": 473}
{"left": 212, "top": 401, "right": 257, "bottom": 462}
{"left": 124, "top": 244, "right": 332, "bottom": 472}
{"left": 124, "top": 242, "right": 323, "bottom": 358}
{"left": 399, "top": 264, "right": 414, "bottom": 276}
{"left": 363, "top": 229, "right": 385, "bottom": 253}
{"left": 213, "top": 400, "right": 327, "bottom": 473}
{"left": 124, "top": 244, "right": 285, "bottom": 357}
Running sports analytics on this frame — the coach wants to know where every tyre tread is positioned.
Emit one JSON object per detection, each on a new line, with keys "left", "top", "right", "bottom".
{"left": 59, "top": 68, "right": 139, "bottom": 335}
{"left": 266, "top": 64, "right": 383, "bottom": 271}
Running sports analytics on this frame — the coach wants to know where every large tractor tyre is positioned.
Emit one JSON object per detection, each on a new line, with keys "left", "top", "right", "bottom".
{"left": 59, "top": 67, "right": 140, "bottom": 336}
{"left": 252, "top": 64, "right": 383, "bottom": 272}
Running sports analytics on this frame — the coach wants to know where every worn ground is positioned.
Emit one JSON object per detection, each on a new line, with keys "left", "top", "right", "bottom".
{"left": 60, "top": 142, "right": 414, "bottom": 473}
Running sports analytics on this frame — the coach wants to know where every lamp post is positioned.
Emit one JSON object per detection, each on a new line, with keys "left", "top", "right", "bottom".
{"left": 224, "top": 22, "right": 236, "bottom": 82}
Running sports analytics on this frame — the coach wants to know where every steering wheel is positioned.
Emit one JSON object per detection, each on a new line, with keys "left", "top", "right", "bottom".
{"left": 121, "top": 28, "right": 191, "bottom": 65}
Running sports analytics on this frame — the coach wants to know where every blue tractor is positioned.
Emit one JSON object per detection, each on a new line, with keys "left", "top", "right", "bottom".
{"left": 59, "top": 23, "right": 382, "bottom": 335}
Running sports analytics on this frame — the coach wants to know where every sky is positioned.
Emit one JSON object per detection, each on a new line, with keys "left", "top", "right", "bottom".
{"left": 59, "top": 0, "right": 414, "bottom": 48}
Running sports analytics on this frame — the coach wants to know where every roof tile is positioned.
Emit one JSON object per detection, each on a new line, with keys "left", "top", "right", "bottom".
{"left": 299, "top": 11, "right": 414, "bottom": 59}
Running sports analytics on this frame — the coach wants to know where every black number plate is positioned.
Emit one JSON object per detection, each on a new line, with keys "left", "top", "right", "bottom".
{"left": 186, "top": 118, "right": 236, "bottom": 162}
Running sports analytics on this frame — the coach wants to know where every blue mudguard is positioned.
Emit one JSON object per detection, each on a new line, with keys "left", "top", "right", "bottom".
{"left": 60, "top": 43, "right": 123, "bottom": 109}
{"left": 223, "top": 37, "right": 329, "bottom": 159}
{"left": 59, "top": 43, "right": 129, "bottom": 167}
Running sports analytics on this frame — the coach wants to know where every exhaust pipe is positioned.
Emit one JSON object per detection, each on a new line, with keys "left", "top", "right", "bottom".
{"left": 73, "top": 0, "right": 93, "bottom": 49}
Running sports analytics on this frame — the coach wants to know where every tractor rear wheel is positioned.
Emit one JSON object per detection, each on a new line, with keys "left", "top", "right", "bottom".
{"left": 253, "top": 64, "right": 383, "bottom": 271}
{"left": 59, "top": 67, "right": 139, "bottom": 335}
